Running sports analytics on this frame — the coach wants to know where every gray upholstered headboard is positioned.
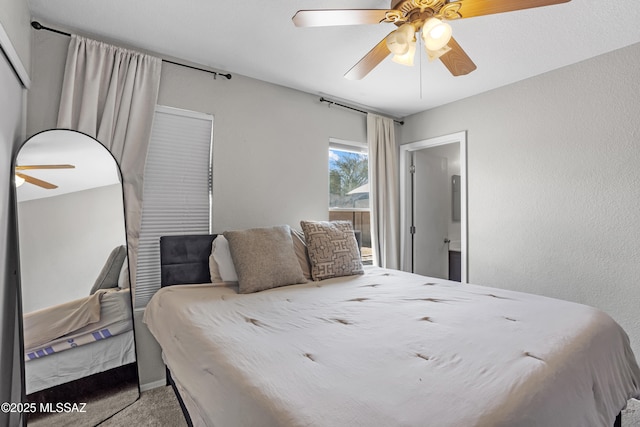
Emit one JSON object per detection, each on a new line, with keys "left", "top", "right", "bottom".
{"left": 159, "top": 230, "right": 361, "bottom": 287}
{"left": 160, "top": 234, "right": 218, "bottom": 287}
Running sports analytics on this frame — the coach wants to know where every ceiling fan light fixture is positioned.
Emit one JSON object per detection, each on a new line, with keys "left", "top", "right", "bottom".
{"left": 15, "top": 174, "right": 25, "bottom": 187}
{"left": 392, "top": 39, "right": 416, "bottom": 66}
{"left": 386, "top": 23, "right": 415, "bottom": 55}
{"left": 386, "top": 31, "right": 409, "bottom": 55}
{"left": 422, "top": 18, "right": 452, "bottom": 51}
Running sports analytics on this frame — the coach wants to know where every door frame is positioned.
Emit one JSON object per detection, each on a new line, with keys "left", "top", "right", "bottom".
{"left": 399, "top": 131, "right": 468, "bottom": 283}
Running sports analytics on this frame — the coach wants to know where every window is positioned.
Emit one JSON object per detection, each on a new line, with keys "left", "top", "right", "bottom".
{"left": 329, "top": 140, "right": 369, "bottom": 210}
{"left": 328, "top": 138, "right": 372, "bottom": 264}
{"left": 134, "top": 106, "right": 213, "bottom": 308}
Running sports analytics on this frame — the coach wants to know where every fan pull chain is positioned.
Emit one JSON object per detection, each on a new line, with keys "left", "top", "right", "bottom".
{"left": 419, "top": 35, "right": 424, "bottom": 99}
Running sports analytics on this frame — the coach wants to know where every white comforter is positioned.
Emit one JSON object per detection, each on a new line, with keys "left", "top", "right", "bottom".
{"left": 144, "top": 267, "right": 640, "bottom": 427}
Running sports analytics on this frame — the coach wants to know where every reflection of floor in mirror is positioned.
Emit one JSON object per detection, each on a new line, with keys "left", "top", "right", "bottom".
{"left": 27, "top": 363, "right": 139, "bottom": 426}
{"left": 27, "top": 384, "right": 139, "bottom": 427}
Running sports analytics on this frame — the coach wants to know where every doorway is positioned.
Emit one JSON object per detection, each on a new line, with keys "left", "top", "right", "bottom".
{"left": 399, "top": 131, "right": 467, "bottom": 282}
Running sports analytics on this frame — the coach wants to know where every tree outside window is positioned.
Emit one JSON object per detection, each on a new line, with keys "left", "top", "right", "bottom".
{"left": 329, "top": 146, "right": 372, "bottom": 264}
{"left": 329, "top": 149, "right": 369, "bottom": 209}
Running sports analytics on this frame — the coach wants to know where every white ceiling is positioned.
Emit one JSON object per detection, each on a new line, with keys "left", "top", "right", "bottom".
{"left": 16, "top": 130, "right": 121, "bottom": 202}
{"left": 27, "top": 0, "right": 640, "bottom": 118}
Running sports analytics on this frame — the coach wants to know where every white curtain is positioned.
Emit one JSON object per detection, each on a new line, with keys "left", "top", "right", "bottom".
{"left": 367, "top": 113, "right": 400, "bottom": 269}
{"left": 57, "top": 35, "right": 161, "bottom": 290}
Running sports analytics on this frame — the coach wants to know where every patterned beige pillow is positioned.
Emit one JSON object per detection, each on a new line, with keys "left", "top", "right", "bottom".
{"left": 224, "top": 225, "right": 307, "bottom": 294}
{"left": 300, "top": 220, "right": 364, "bottom": 281}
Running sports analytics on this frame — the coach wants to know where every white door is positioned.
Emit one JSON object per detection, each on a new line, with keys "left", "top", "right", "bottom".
{"left": 412, "top": 150, "right": 449, "bottom": 279}
{"left": 400, "top": 132, "right": 467, "bottom": 282}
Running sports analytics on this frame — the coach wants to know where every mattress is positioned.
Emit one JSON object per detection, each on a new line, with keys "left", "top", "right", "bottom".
{"left": 24, "top": 288, "right": 133, "bottom": 361}
{"left": 25, "top": 330, "right": 136, "bottom": 394}
{"left": 144, "top": 267, "right": 640, "bottom": 427}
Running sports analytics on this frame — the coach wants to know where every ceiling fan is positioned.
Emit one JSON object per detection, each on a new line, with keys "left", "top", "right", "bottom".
{"left": 292, "top": 0, "right": 571, "bottom": 80}
{"left": 15, "top": 164, "right": 75, "bottom": 189}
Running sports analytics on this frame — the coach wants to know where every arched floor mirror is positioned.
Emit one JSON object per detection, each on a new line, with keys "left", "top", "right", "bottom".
{"left": 14, "top": 129, "right": 139, "bottom": 425}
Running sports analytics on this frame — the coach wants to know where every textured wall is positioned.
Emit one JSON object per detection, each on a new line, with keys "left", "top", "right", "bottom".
{"left": 27, "top": 29, "right": 369, "bottom": 234}
{"left": 18, "top": 184, "right": 126, "bottom": 312}
{"left": 27, "top": 28, "right": 370, "bottom": 387}
{"left": 400, "top": 42, "right": 640, "bottom": 360}
{"left": 157, "top": 63, "right": 368, "bottom": 233}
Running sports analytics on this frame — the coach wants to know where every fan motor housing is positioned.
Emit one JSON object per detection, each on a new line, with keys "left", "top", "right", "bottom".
{"left": 391, "top": 0, "right": 445, "bottom": 14}
{"left": 388, "top": 0, "right": 449, "bottom": 27}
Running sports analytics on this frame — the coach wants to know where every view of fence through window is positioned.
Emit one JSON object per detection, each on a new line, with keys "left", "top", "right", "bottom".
{"left": 329, "top": 147, "right": 372, "bottom": 264}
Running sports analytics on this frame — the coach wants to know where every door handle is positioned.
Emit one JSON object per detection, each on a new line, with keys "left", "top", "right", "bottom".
{"left": 444, "top": 238, "right": 451, "bottom": 244}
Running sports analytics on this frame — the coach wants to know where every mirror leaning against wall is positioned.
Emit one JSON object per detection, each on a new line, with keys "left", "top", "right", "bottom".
{"left": 14, "top": 129, "right": 139, "bottom": 425}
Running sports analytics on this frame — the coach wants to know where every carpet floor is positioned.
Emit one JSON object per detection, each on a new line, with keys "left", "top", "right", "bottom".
{"left": 100, "top": 386, "right": 186, "bottom": 427}
{"left": 103, "top": 391, "right": 640, "bottom": 427}
{"left": 28, "top": 385, "right": 640, "bottom": 426}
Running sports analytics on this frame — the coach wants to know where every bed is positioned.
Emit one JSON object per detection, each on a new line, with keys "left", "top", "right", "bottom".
{"left": 23, "top": 287, "right": 135, "bottom": 394}
{"left": 144, "top": 223, "right": 640, "bottom": 427}
{"left": 23, "top": 244, "right": 137, "bottom": 394}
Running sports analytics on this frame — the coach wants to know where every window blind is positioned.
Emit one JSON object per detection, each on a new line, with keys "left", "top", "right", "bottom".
{"left": 134, "top": 106, "right": 213, "bottom": 308}
{"left": 329, "top": 137, "right": 367, "bottom": 154}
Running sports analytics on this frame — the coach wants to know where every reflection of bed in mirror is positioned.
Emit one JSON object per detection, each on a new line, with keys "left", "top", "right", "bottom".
{"left": 23, "top": 265, "right": 135, "bottom": 393}
{"left": 15, "top": 129, "right": 139, "bottom": 422}
{"left": 24, "top": 292, "right": 135, "bottom": 393}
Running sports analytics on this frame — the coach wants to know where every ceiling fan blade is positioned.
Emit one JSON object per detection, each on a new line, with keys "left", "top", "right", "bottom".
{"left": 457, "top": 0, "right": 571, "bottom": 19}
{"left": 344, "top": 36, "right": 392, "bottom": 80}
{"left": 439, "top": 37, "right": 477, "bottom": 76}
{"left": 16, "top": 164, "right": 75, "bottom": 170}
{"left": 292, "top": 10, "right": 390, "bottom": 27}
{"left": 15, "top": 172, "right": 58, "bottom": 189}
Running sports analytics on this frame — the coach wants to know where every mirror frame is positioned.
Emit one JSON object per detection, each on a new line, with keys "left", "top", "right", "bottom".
{"left": 13, "top": 128, "right": 140, "bottom": 424}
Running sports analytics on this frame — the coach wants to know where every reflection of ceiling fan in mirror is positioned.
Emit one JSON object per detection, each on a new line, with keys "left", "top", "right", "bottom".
{"left": 292, "top": 0, "right": 571, "bottom": 80}
{"left": 15, "top": 164, "right": 75, "bottom": 189}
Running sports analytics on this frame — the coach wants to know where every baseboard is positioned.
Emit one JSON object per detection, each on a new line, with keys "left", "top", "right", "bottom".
{"left": 140, "top": 378, "right": 167, "bottom": 392}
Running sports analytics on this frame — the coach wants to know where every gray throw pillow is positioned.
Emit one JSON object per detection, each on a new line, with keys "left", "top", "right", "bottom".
{"left": 291, "top": 228, "right": 312, "bottom": 280}
{"left": 90, "top": 245, "right": 127, "bottom": 294}
{"left": 224, "top": 225, "right": 307, "bottom": 294}
{"left": 300, "top": 220, "right": 364, "bottom": 281}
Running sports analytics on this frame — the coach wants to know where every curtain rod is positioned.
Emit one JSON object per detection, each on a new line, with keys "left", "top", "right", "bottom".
{"left": 320, "top": 97, "right": 404, "bottom": 125}
{"left": 31, "top": 21, "right": 232, "bottom": 80}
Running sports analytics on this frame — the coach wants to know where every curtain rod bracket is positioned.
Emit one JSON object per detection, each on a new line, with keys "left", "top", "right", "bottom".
{"left": 212, "top": 72, "right": 232, "bottom": 80}
{"left": 320, "top": 97, "right": 404, "bottom": 125}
